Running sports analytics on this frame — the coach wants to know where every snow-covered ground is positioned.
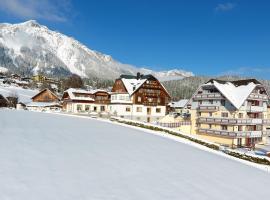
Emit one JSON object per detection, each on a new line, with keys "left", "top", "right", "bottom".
{"left": 0, "top": 84, "right": 38, "bottom": 103}
{"left": 1, "top": 109, "right": 270, "bottom": 200}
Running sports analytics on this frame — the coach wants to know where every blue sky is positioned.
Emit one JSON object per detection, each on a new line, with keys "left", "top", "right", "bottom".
{"left": 0, "top": 0, "right": 270, "bottom": 79}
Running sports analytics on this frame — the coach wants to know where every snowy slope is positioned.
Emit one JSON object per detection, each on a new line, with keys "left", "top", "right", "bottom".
{"left": 0, "top": 20, "right": 194, "bottom": 80}
{"left": 0, "top": 110, "right": 270, "bottom": 200}
{"left": 0, "top": 84, "right": 38, "bottom": 103}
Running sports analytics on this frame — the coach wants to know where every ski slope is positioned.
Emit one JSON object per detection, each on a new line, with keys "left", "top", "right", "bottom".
{"left": 0, "top": 110, "right": 270, "bottom": 200}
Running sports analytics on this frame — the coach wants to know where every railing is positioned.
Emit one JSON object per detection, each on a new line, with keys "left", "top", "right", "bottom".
{"left": 262, "top": 130, "right": 270, "bottom": 136}
{"left": 198, "top": 128, "right": 263, "bottom": 138}
{"left": 247, "top": 106, "right": 265, "bottom": 112}
{"left": 197, "top": 105, "right": 219, "bottom": 111}
{"left": 194, "top": 93, "right": 223, "bottom": 99}
{"left": 248, "top": 93, "right": 268, "bottom": 100}
{"left": 157, "top": 121, "right": 191, "bottom": 128}
{"left": 263, "top": 119, "right": 270, "bottom": 125}
{"left": 198, "top": 117, "right": 263, "bottom": 125}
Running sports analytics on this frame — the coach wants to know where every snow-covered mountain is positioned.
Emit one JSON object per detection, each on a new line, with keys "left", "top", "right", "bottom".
{"left": 0, "top": 20, "right": 193, "bottom": 80}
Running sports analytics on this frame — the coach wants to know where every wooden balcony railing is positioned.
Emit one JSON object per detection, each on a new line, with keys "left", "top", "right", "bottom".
{"left": 194, "top": 93, "right": 223, "bottom": 100}
{"left": 197, "top": 106, "right": 219, "bottom": 111}
{"left": 198, "top": 117, "right": 263, "bottom": 125}
{"left": 248, "top": 93, "right": 268, "bottom": 100}
{"left": 198, "top": 128, "right": 263, "bottom": 138}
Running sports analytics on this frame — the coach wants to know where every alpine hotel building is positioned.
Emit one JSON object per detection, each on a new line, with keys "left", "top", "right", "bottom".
{"left": 110, "top": 73, "right": 171, "bottom": 122}
{"left": 189, "top": 79, "right": 270, "bottom": 147}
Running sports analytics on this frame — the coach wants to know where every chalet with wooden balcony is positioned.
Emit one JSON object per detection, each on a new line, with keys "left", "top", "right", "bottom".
{"left": 189, "top": 79, "right": 270, "bottom": 148}
{"left": 62, "top": 88, "right": 110, "bottom": 114}
{"left": 26, "top": 88, "right": 61, "bottom": 111}
{"left": 109, "top": 73, "right": 171, "bottom": 122}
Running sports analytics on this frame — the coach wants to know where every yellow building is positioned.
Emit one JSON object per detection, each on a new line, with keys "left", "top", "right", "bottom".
{"left": 32, "top": 75, "right": 47, "bottom": 82}
{"left": 189, "top": 79, "right": 270, "bottom": 148}
{"left": 158, "top": 113, "right": 191, "bottom": 134}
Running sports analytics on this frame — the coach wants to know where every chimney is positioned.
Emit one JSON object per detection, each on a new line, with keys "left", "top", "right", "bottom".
{"left": 136, "top": 72, "right": 140, "bottom": 80}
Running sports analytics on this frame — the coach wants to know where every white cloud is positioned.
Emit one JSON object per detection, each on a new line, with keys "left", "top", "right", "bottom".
{"left": 215, "top": 2, "right": 236, "bottom": 12}
{"left": 0, "top": 0, "right": 72, "bottom": 22}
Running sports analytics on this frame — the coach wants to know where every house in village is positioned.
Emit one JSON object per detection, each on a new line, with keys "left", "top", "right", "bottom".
{"left": 62, "top": 88, "right": 110, "bottom": 115}
{"left": 26, "top": 88, "right": 61, "bottom": 111}
{"left": 168, "top": 99, "right": 190, "bottom": 115}
{"left": 109, "top": 73, "right": 171, "bottom": 122}
{"left": 189, "top": 79, "right": 270, "bottom": 148}
{"left": 0, "top": 94, "right": 9, "bottom": 107}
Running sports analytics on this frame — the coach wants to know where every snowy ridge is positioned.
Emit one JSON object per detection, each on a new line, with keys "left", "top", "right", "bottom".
{"left": 0, "top": 20, "right": 194, "bottom": 80}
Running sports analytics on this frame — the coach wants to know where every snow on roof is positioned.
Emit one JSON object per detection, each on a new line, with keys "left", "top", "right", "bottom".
{"left": 26, "top": 102, "right": 60, "bottom": 107}
{"left": 0, "top": 84, "right": 39, "bottom": 103}
{"left": 64, "top": 88, "right": 94, "bottom": 101}
{"left": 64, "top": 88, "right": 108, "bottom": 101}
{"left": 170, "top": 99, "right": 189, "bottom": 108}
{"left": 206, "top": 80, "right": 258, "bottom": 109}
{"left": 121, "top": 78, "right": 147, "bottom": 95}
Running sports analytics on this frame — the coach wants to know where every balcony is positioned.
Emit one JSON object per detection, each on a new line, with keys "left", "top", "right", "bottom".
{"left": 248, "top": 93, "right": 268, "bottom": 100}
{"left": 262, "top": 130, "right": 270, "bottom": 136}
{"left": 198, "top": 117, "right": 262, "bottom": 125}
{"left": 111, "top": 94, "right": 132, "bottom": 104}
{"left": 247, "top": 106, "right": 265, "bottom": 112}
{"left": 198, "top": 128, "right": 263, "bottom": 138}
{"left": 197, "top": 105, "right": 219, "bottom": 111}
{"left": 263, "top": 119, "right": 270, "bottom": 125}
{"left": 193, "top": 93, "right": 224, "bottom": 100}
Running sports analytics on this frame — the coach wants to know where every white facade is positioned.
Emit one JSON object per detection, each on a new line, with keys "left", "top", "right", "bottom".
{"left": 65, "top": 102, "right": 108, "bottom": 114}
{"left": 109, "top": 104, "right": 166, "bottom": 122}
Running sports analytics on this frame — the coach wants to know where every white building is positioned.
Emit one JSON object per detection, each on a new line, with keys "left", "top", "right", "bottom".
{"left": 62, "top": 88, "right": 110, "bottom": 115}
{"left": 109, "top": 73, "right": 171, "bottom": 123}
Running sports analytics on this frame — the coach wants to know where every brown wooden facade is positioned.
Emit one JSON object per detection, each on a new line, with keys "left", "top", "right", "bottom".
{"left": 32, "top": 89, "right": 60, "bottom": 102}
{"left": 111, "top": 75, "right": 171, "bottom": 106}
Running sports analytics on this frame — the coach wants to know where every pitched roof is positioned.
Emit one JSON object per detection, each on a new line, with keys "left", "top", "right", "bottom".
{"left": 119, "top": 73, "right": 170, "bottom": 97}
{"left": 31, "top": 88, "right": 60, "bottom": 100}
{"left": 63, "top": 88, "right": 109, "bottom": 101}
{"left": 204, "top": 79, "right": 259, "bottom": 109}
{"left": 169, "top": 99, "right": 189, "bottom": 108}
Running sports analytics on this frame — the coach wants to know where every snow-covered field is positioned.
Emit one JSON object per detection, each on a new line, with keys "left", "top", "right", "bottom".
{"left": 0, "top": 84, "right": 38, "bottom": 103}
{"left": 1, "top": 110, "right": 270, "bottom": 200}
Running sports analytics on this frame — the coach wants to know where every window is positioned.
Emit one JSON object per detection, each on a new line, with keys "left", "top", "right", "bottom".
{"left": 221, "top": 100, "right": 225, "bottom": 106}
{"left": 93, "top": 106, "right": 97, "bottom": 111}
{"left": 137, "top": 96, "right": 141, "bottom": 102}
{"left": 156, "top": 108, "right": 161, "bottom": 113}
{"left": 238, "top": 125, "right": 243, "bottom": 131}
{"left": 221, "top": 112, "right": 228, "bottom": 118}
{"left": 77, "top": 104, "right": 82, "bottom": 112}
{"left": 238, "top": 113, "right": 243, "bottom": 118}
{"left": 101, "top": 106, "right": 105, "bottom": 111}
{"left": 209, "top": 124, "right": 212, "bottom": 129}
{"left": 199, "top": 100, "right": 202, "bottom": 105}
{"left": 85, "top": 105, "right": 90, "bottom": 111}
{"left": 126, "top": 107, "right": 131, "bottom": 112}
{"left": 209, "top": 100, "right": 213, "bottom": 104}
{"left": 209, "top": 112, "right": 213, "bottom": 117}
{"left": 237, "top": 138, "right": 242, "bottom": 147}
{"left": 221, "top": 125, "right": 227, "bottom": 130}
{"left": 198, "top": 112, "right": 201, "bottom": 117}
{"left": 157, "top": 98, "right": 161, "bottom": 103}
{"left": 136, "top": 107, "right": 142, "bottom": 112}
